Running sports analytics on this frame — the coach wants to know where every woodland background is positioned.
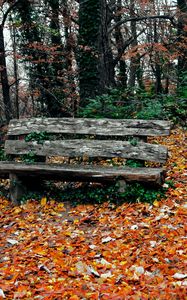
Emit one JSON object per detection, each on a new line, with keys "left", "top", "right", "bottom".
{"left": 0, "top": 0, "right": 187, "bottom": 124}
{"left": 0, "top": 2, "right": 187, "bottom": 299}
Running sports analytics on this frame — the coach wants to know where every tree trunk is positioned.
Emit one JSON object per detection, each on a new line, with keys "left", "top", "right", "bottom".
{"left": 63, "top": 0, "right": 77, "bottom": 116}
{"left": 78, "top": 0, "right": 115, "bottom": 106}
{"left": 114, "top": 0, "right": 127, "bottom": 88}
{"left": 0, "top": 25, "right": 12, "bottom": 122}
{"left": 10, "top": 21, "right": 19, "bottom": 118}
{"left": 177, "top": 0, "right": 187, "bottom": 86}
{"left": 153, "top": 21, "right": 163, "bottom": 94}
{"left": 45, "top": 0, "right": 66, "bottom": 117}
{"left": 129, "top": 0, "right": 143, "bottom": 89}
{"left": 78, "top": 0, "right": 101, "bottom": 103}
{"left": 98, "top": 0, "right": 115, "bottom": 91}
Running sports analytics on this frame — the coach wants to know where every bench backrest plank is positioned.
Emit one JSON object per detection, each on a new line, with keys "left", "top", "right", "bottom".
{"left": 7, "top": 118, "right": 171, "bottom": 137}
{"left": 5, "top": 139, "right": 168, "bottom": 163}
{"left": 5, "top": 117, "right": 172, "bottom": 164}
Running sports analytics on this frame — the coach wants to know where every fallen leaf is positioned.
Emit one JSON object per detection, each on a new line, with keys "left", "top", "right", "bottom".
{"left": 6, "top": 238, "right": 18, "bottom": 245}
{"left": 41, "top": 197, "right": 47, "bottom": 206}
{"left": 38, "top": 264, "right": 51, "bottom": 274}
{"left": 0, "top": 289, "right": 5, "bottom": 298}
{"left": 100, "top": 271, "right": 113, "bottom": 278}
{"left": 150, "top": 241, "right": 157, "bottom": 248}
{"left": 172, "top": 273, "right": 187, "bottom": 279}
{"left": 101, "top": 236, "right": 115, "bottom": 243}
{"left": 153, "top": 200, "right": 160, "bottom": 207}
{"left": 130, "top": 225, "right": 138, "bottom": 230}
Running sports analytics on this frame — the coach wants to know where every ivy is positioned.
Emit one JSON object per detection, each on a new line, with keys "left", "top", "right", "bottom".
{"left": 78, "top": 0, "right": 102, "bottom": 102}
{"left": 25, "top": 131, "right": 50, "bottom": 144}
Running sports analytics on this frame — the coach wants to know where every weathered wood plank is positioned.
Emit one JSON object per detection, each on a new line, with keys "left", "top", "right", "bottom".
{"left": 0, "top": 162, "right": 166, "bottom": 185}
{"left": 5, "top": 139, "right": 168, "bottom": 163}
{"left": 7, "top": 118, "right": 172, "bottom": 136}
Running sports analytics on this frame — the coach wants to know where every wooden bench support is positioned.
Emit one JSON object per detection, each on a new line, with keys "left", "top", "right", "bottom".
{"left": 9, "top": 172, "right": 45, "bottom": 204}
{"left": 118, "top": 180, "right": 127, "bottom": 193}
{"left": 9, "top": 173, "right": 27, "bottom": 205}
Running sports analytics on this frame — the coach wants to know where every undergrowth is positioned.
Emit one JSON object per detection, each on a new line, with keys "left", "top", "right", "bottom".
{"left": 19, "top": 180, "right": 173, "bottom": 206}
{"left": 78, "top": 87, "right": 187, "bottom": 126}
{"left": 0, "top": 147, "right": 9, "bottom": 161}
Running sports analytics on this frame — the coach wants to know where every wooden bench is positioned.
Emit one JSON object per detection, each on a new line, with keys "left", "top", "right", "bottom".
{"left": 0, "top": 118, "right": 172, "bottom": 204}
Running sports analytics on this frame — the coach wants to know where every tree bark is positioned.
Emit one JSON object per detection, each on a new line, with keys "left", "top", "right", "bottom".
{"left": 0, "top": 0, "right": 23, "bottom": 122}
{"left": 10, "top": 20, "right": 19, "bottom": 118}
{"left": 114, "top": 0, "right": 127, "bottom": 87}
{"left": 0, "top": 25, "right": 12, "bottom": 122}
{"left": 98, "top": 0, "right": 115, "bottom": 91}
{"left": 128, "top": 0, "right": 144, "bottom": 90}
{"left": 153, "top": 21, "right": 163, "bottom": 94}
{"left": 78, "top": 0, "right": 115, "bottom": 105}
{"left": 177, "top": 0, "right": 187, "bottom": 85}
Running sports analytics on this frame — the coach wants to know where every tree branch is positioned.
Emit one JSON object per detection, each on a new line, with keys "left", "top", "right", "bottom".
{"left": 9, "top": 78, "right": 21, "bottom": 88}
{"left": 113, "top": 29, "right": 145, "bottom": 66}
{"left": 34, "top": 79, "right": 59, "bottom": 103}
{"left": 2, "top": 0, "right": 21, "bottom": 28}
{"left": 108, "top": 15, "right": 176, "bottom": 34}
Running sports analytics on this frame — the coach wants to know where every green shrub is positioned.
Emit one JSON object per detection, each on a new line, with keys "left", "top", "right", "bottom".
{"left": 163, "top": 96, "right": 187, "bottom": 125}
{"left": 78, "top": 88, "right": 136, "bottom": 119}
{"left": 22, "top": 152, "right": 37, "bottom": 163}
{"left": 0, "top": 147, "right": 9, "bottom": 161}
{"left": 126, "top": 159, "right": 144, "bottom": 167}
{"left": 22, "top": 131, "right": 51, "bottom": 163}
{"left": 25, "top": 131, "right": 50, "bottom": 144}
{"left": 47, "top": 181, "right": 171, "bottom": 206}
{"left": 78, "top": 86, "right": 187, "bottom": 125}
{"left": 136, "top": 98, "right": 164, "bottom": 119}
{"left": 18, "top": 178, "right": 174, "bottom": 206}
{"left": 20, "top": 192, "right": 43, "bottom": 204}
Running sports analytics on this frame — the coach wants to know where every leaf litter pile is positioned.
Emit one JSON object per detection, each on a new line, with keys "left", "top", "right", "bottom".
{"left": 0, "top": 128, "right": 186, "bottom": 300}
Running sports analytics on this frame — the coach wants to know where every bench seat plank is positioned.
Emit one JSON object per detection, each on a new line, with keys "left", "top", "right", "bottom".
{"left": 5, "top": 139, "right": 168, "bottom": 163}
{"left": 0, "top": 162, "right": 165, "bottom": 185}
{"left": 7, "top": 118, "right": 172, "bottom": 137}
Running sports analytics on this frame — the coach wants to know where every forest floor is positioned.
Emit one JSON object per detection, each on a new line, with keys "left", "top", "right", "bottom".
{"left": 0, "top": 127, "right": 187, "bottom": 300}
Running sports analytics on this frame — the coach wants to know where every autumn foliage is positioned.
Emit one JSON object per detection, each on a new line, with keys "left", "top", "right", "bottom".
{"left": 0, "top": 128, "right": 186, "bottom": 299}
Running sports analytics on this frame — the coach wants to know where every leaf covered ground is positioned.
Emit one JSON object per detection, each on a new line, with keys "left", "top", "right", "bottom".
{"left": 0, "top": 128, "right": 187, "bottom": 300}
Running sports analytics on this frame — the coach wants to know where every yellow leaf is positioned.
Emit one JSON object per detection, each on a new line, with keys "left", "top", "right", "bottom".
{"left": 50, "top": 199, "right": 55, "bottom": 205}
{"left": 33, "top": 247, "right": 47, "bottom": 255}
{"left": 41, "top": 197, "right": 47, "bottom": 206}
{"left": 57, "top": 203, "right": 66, "bottom": 212}
{"left": 64, "top": 231, "right": 72, "bottom": 237}
{"left": 13, "top": 207, "right": 22, "bottom": 214}
{"left": 74, "top": 219, "right": 79, "bottom": 224}
{"left": 153, "top": 200, "right": 160, "bottom": 207}
{"left": 50, "top": 211, "right": 61, "bottom": 216}
{"left": 69, "top": 296, "right": 80, "bottom": 300}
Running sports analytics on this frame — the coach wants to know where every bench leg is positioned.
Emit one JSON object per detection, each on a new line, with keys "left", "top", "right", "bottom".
{"left": 9, "top": 173, "right": 27, "bottom": 205}
{"left": 118, "top": 180, "right": 127, "bottom": 193}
